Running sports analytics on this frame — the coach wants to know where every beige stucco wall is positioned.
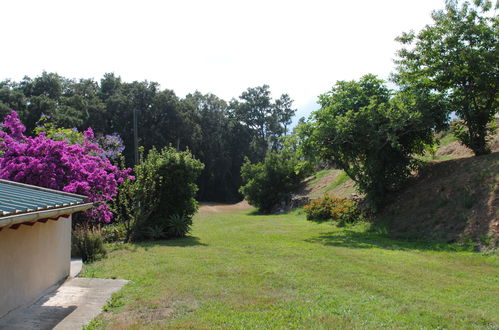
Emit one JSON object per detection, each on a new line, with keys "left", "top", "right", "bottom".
{"left": 0, "top": 216, "right": 71, "bottom": 318}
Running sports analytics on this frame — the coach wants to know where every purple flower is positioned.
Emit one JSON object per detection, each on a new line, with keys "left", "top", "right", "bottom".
{"left": 0, "top": 111, "right": 133, "bottom": 223}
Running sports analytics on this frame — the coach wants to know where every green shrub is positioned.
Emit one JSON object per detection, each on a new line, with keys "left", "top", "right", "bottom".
{"left": 100, "top": 223, "right": 127, "bottom": 243}
{"left": 71, "top": 225, "right": 107, "bottom": 262}
{"left": 166, "top": 214, "right": 193, "bottom": 238}
{"left": 239, "top": 149, "right": 310, "bottom": 213}
{"left": 304, "top": 195, "right": 359, "bottom": 224}
{"left": 143, "top": 224, "right": 166, "bottom": 240}
{"left": 112, "top": 147, "right": 204, "bottom": 241}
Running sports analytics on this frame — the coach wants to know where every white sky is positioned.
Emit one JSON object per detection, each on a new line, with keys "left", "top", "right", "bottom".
{"left": 0, "top": 0, "right": 442, "bottom": 119}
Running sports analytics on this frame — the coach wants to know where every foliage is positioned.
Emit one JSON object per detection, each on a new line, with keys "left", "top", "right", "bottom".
{"left": 0, "top": 111, "right": 132, "bottom": 222}
{"left": 112, "top": 147, "right": 203, "bottom": 241}
{"left": 184, "top": 92, "right": 245, "bottom": 202}
{"left": 110, "top": 174, "right": 155, "bottom": 242}
{"left": 100, "top": 223, "right": 127, "bottom": 243}
{"left": 393, "top": 0, "right": 498, "bottom": 155}
{"left": 229, "top": 85, "right": 297, "bottom": 160}
{"left": 0, "top": 74, "right": 298, "bottom": 203}
{"left": 35, "top": 115, "right": 85, "bottom": 144}
{"left": 304, "top": 195, "right": 359, "bottom": 224}
{"left": 239, "top": 147, "right": 310, "bottom": 213}
{"left": 165, "top": 214, "right": 193, "bottom": 238}
{"left": 301, "top": 75, "right": 439, "bottom": 209}
{"left": 71, "top": 225, "right": 107, "bottom": 263}
{"left": 35, "top": 116, "right": 125, "bottom": 162}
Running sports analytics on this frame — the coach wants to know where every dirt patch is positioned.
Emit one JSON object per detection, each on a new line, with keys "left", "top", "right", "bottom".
{"left": 436, "top": 132, "right": 499, "bottom": 157}
{"left": 435, "top": 141, "right": 473, "bottom": 157}
{"left": 198, "top": 200, "right": 253, "bottom": 215}
{"left": 293, "top": 169, "right": 357, "bottom": 202}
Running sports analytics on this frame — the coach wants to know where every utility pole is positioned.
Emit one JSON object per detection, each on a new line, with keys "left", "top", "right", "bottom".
{"left": 133, "top": 108, "right": 139, "bottom": 165}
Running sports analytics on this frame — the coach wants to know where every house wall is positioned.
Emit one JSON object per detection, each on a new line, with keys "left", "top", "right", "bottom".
{"left": 0, "top": 216, "right": 71, "bottom": 318}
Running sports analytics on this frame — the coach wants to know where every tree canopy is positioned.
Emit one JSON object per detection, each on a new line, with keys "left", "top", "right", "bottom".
{"left": 301, "top": 75, "right": 439, "bottom": 208}
{"left": 393, "top": 0, "right": 498, "bottom": 155}
{"left": 0, "top": 73, "right": 297, "bottom": 202}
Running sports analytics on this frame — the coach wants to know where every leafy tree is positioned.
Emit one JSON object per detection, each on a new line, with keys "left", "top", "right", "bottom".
{"left": 301, "top": 75, "right": 439, "bottom": 209}
{"left": 184, "top": 92, "right": 236, "bottom": 201}
{"left": 230, "top": 86, "right": 297, "bottom": 160}
{"left": 274, "top": 94, "right": 296, "bottom": 136}
{"left": 239, "top": 143, "right": 310, "bottom": 213}
{"left": 393, "top": 0, "right": 498, "bottom": 155}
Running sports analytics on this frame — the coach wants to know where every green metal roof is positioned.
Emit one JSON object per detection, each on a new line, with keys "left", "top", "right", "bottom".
{"left": 0, "top": 180, "right": 87, "bottom": 217}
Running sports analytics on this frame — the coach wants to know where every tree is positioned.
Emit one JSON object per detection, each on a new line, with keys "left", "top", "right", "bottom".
{"left": 393, "top": 0, "right": 498, "bottom": 155}
{"left": 230, "top": 85, "right": 296, "bottom": 160}
{"left": 239, "top": 147, "right": 309, "bottom": 213}
{"left": 274, "top": 94, "right": 296, "bottom": 136}
{"left": 301, "top": 75, "right": 439, "bottom": 209}
{"left": 184, "top": 92, "right": 235, "bottom": 201}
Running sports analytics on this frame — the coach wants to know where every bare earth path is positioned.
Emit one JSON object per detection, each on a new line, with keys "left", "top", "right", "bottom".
{"left": 198, "top": 201, "right": 253, "bottom": 215}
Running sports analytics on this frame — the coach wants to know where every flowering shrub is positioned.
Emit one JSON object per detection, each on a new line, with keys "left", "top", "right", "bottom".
{"left": 93, "top": 133, "right": 125, "bottom": 161}
{"left": 35, "top": 117, "right": 125, "bottom": 162}
{"left": 304, "top": 195, "right": 358, "bottom": 223}
{"left": 0, "top": 111, "right": 132, "bottom": 223}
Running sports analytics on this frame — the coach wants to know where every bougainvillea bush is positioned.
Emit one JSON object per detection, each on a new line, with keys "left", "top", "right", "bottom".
{"left": 0, "top": 111, "right": 132, "bottom": 223}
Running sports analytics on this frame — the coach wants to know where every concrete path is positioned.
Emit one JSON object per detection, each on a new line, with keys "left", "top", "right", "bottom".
{"left": 0, "top": 277, "right": 128, "bottom": 329}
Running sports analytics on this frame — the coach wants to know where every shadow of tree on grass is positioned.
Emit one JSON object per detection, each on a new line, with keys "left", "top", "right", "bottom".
{"left": 305, "top": 229, "right": 472, "bottom": 252}
{"left": 140, "top": 236, "right": 208, "bottom": 248}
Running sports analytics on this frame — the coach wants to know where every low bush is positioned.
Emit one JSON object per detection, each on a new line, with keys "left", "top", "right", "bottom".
{"left": 140, "top": 214, "right": 193, "bottom": 240}
{"left": 112, "top": 147, "right": 204, "bottom": 241}
{"left": 100, "top": 223, "right": 127, "bottom": 243}
{"left": 240, "top": 149, "right": 310, "bottom": 213}
{"left": 166, "top": 214, "right": 193, "bottom": 238}
{"left": 71, "top": 225, "right": 107, "bottom": 262}
{"left": 304, "top": 195, "right": 359, "bottom": 224}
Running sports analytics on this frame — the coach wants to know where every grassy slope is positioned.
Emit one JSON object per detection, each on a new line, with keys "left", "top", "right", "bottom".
{"left": 83, "top": 210, "right": 499, "bottom": 329}
{"left": 381, "top": 151, "right": 498, "bottom": 248}
{"left": 302, "top": 131, "right": 498, "bottom": 248}
{"left": 302, "top": 169, "right": 356, "bottom": 199}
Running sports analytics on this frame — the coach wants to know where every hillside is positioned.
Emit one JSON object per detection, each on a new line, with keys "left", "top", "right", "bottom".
{"left": 383, "top": 151, "right": 497, "bottom": 249}
{"left": 298, "top": 133, "right": 499, "bottom": 250}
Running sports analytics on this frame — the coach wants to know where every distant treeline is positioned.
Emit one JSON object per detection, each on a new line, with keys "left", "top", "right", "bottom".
{"left": 0, "top": 72, "right": 296, "bottom": 202}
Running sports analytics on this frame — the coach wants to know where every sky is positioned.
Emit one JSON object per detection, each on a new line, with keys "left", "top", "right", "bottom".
{"left": 0, "top": 0, "right": 443, "bottom": 120}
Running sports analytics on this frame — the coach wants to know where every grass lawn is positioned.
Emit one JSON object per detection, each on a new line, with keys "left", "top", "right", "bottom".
{"left": 83, "top": 208, "right": 499, "bottom": 329}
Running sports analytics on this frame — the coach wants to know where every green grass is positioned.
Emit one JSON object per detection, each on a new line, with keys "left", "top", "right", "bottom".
{"left": 83, "top": 209, "right": 499, "bottom": 329}
{"left": 323, "top": 171, "right": 350, "bottom": 194}
{"left": 307, "top": 169, "right": 333, "bottom": 187}
{"left": 439, "top": 131, "right": 458, "bottom": 147}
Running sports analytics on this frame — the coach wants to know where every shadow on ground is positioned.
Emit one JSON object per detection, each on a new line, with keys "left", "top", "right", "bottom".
{"left": 0, "top": 287, "right": 77, "bottom": 330}
{"left": 0, "top": 278, "right": 127, "bottom": 330}
{"left": 305, "top": 229, "right": 473, "bottom": 252}
{"left": 140, "top": 236, "right": 208, "bottom": 248}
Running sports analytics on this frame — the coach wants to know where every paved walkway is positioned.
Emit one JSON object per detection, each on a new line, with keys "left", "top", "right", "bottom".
{"left": 0, "top": 275, "right": 127, "bottom": 329}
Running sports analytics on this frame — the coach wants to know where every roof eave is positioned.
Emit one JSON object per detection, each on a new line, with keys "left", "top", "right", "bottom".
{"left": 0, "top": 179, "right": 88, "bottom": 200}
{"left": 0, "top": 202, "right": 95, "bottom": 229}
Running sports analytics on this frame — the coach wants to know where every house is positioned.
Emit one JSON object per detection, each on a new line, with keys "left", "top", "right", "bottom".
{"left": 0, "top": 179, "right": 93, "bottom": 318}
